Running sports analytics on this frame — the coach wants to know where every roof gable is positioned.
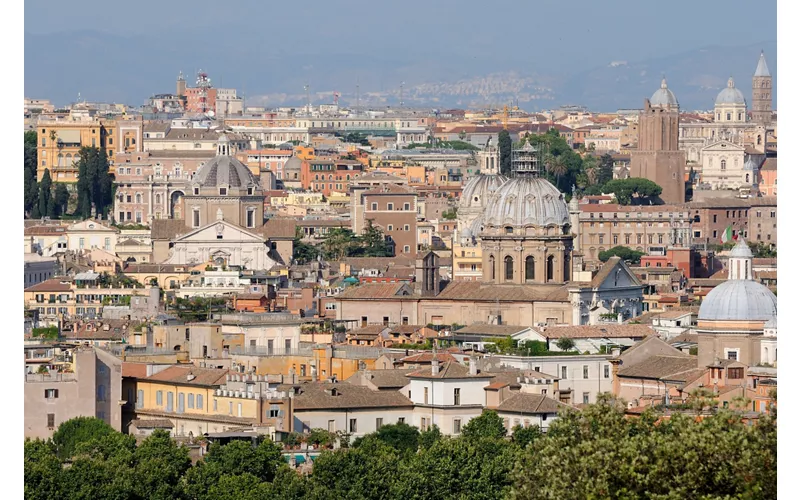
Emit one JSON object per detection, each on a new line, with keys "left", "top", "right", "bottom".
{"left": 701, "top": 140, "right": 746, "bottom": 152}
{"left": 174, "top": 220, "right": 265, "bottom": 243}
{"left": 592, "top": 258, "right": 642, "bottom": 289}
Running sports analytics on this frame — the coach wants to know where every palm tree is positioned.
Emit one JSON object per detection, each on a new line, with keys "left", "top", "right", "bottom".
{"left": 546, "top": 154, "right": 568, "bottom": 189}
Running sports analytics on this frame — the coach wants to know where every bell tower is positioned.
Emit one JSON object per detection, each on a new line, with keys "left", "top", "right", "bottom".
{"left": 751, "top": 51, "right": 773, "bottom": 125}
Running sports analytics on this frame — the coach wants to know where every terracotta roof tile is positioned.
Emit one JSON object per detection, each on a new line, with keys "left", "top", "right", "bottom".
{"left": 617, "top": 355, "right": 700, "bottom": 381}
{"left": 144, "top": 365, "right": 231, "bottom": 387}
{"left": 258, "top": 217, "right": 297, "bottom": 239}
{"left": 454, "top": 324, "right": 531, "bottom": 336}
{"left": 407, "top": 361, "right": 493, "bottom": 379}
{"left": 540, "top": 324, "right": 654, "bottom": 340}
{"left": 25, "top": 279, "right": 72, "bottom": 292}
{"left": 496, "top": 393, "right": 571, "bottom": 414}
{"left": 292, "top": 382, "right": 412, "bottom": 410}
{"left": 344, "top": 369, "right": 415, "bottom": 389}
{"left": 151, "top": 219, "right": 187, "bottom": 240}
{"left": 122, "top": 362, "right": 150, "bottom": 378}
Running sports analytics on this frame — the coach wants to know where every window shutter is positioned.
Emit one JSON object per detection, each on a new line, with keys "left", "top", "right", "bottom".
{"left": 54, "top": 389, "right": 59, "bottom": 398}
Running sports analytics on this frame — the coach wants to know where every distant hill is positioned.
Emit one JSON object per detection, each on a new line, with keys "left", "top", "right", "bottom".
{"left": 24, "top": 30, "right": 776, "bottom": 112}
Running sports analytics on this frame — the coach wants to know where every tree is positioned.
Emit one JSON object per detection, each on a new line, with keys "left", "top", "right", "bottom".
{"left": 75, "top": 146, "right": 115, "bottom": 218}
{"left": 441, "top": 207, "right": 458, "bottom": 220}
{"left": 461, "top": 410, "right": 506, "bottom": 440}
{"left": 603, "top": 178, "right": 663, "bottom": 206}
{"left": 511, "top": 424, "right": 541, "bottom": 449}
{"left": 355, "top": 423, "right": 420, "bottom": 455}
{"left": 597, "top": 153, "right": 615, "bottom": 186}
{"left": 24, "top": 131, "right": 39, "bottom": 216}
{"left": 292, "top": 226, "right": 320, "bottom": 264}
{"left": 418, "top": 424, "right": 443, "bottom": 449}
{"left": 498, "top": 129, "right": 512, "bottom": 176}
{"left": 321, "top": 227, "right": 358, "bottom": 261}
{"left": 308, "top": 438, "right": 401, "bottom": 500}
{"left": 53, "top": 183, "right": 70, "bottom": 217}
{"left": 359, "top": 219, "right": 392, "bottom": 257}
{"left": 598, "top": 245, "right": 646, "bottom": 265}
{"left": 51, "top": 416, "right": 116, "bottom": 460}
{"left": 38, "top": 169, "right": 54, "bottom": 218}
{"left": 555, "top": 337, "right": 576, "bottom": 352}
{"left": 458, "top": 130, "right": 467, "bottom": 141}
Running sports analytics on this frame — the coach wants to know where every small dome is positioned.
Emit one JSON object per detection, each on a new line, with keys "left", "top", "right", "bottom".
{"left": 715, "top": 77, "right": 746, "bottom": 105}
{"left": 192, "top": 156, "right": 258, "bottom": 188}
{"left": 459, "top": 174, "right": 509, "bottom": 210}
{"left": 698, "top": 280, "right": 776, "bottom": 322}
{"left": 483, "top": 177, "right": 569, "bottom": 228}
{"left": 729, "top": 238, "right": 753, "bottom": 258}
{"left": 744, "top": 156, "right": 759, "bottom": 171}
{"left": 650, "top": 78, "right": 679, "bottom": 107}
{"left": 283, "top": 156, "right": 302, "bottom": 172}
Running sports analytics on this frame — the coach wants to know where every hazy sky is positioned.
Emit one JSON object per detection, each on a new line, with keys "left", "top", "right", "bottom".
{"left": 25, "top": 0, "right": 776, "bottom": 68}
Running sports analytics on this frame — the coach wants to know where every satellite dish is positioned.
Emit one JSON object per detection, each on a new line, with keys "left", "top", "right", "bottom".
{"left": 207, "top": 110, "right": 216, "bottom": 118}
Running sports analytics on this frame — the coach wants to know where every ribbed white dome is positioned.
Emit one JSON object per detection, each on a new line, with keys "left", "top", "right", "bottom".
{"left": 729, "top": 239, "right": 753, "bottom": 258}
{"left": 483, "top": 177, "right": 569, "bottom": 228}
{"left": 650, "top": 78, "right": 679, "bottom": 107}
{"left": 715, "top": 77, "right": 746, "bottom": 105}
{"left": 698, "top": 280, "right": 777, "bottom": 322}
{"left": 460, "top": 174, "right": 509, "bottom": 210}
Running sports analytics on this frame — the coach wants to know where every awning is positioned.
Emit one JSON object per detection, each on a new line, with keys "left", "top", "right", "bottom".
{"left": 57, "top": 130, "right": 81, "bottom": 144}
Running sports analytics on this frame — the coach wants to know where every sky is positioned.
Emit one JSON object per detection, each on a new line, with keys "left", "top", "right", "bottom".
{"left": 24, "top": 0, "right": 777, "bottom": 108}
{"left": 25, "top": 0, "right": 776, "bottom": 62}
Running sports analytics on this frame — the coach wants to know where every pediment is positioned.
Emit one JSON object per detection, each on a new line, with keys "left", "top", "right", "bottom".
{"left": 173, "top": 220, "right": 264, "bottom": 243}
{"left": 701, "top": 140, "right": 745, "bottom": 152}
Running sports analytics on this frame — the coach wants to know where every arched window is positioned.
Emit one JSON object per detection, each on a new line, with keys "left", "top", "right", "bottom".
{"left": 757, "top": 135, "right": 762, "bottom": 145}
{"left": 57, "top": 153, "right": 64, "bottom": 167}
{"left": 155, "top": 194, "right": 162, "bottom": 205}
{"left": 489, "top": 255, "right": 495, "bottom": 280}
{"left": 135, "top": 193, "right": 142, "bottom": 204}
{"left": 546, "top": 255, "right": 555, "bottom": 282}
{"left": 65, "top": 153, "right": 72, "bottom": 165}
{"left": 504, "top": 256, "right": 514, "bottom": 281}
{"left": 720, "top": 159, "right": 726, "bottom": 170}
{"left": 745, "top": 173, "right": 750, "bottom": 183}
{"left": 525, "top": 256, "right": 535, "bottom": 280}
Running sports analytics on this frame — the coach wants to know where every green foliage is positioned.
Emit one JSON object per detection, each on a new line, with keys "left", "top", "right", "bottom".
{"left": 53, "top": 183, "right": 70, "bottom": 218}
{"left": 321, "top": 221, "right": 392, "bottom": 260}
{"left": 32, "top": 326, "right": 59, "bottom": 340}
{"left": 461, "top": 410, "right": 506, "bottom": 440}
{"left": 342, "top": 132, "right": 371, "bottom": 146}
{"left": 75, "top": 146, "right": 115, "bottom": 219}
{"left": 511, "top": 424, "right": 541, "bottom": 449}
{"left": 597, "top": 153, "right": 615, "bottom": 186}
{"left": 173, "top": 296, "right": 228, "bottom": 321}
{"left": 555, "top": 337, "right": 576, "bottom": 352}
{"left": 689, "top": 346, "right": 698, "bottom": 355}
{"left": 359, "top": 219, "right": 392, "bottom": 257}
{"left": 308, "top": 438, "right": 401, "bottom": 499}
{"left": 603, "top": 177, "right": 663, "bottom": 205}
{"left": 308, "top": 428, "right": 337, "bottom": 448}
{"left": 38, "top": 169, "right": 54, "bottom": 218}
{"left": 355, "top": 423, "right": 420, "bottom": 455}
{"left": 598, "top": 245, "right": 646, "bottom": 264}
{"left": 418, "top": 424, "right": 443, "bottom": 450}
{"left": 51, "top": 416, "right": 116, "bottom": 460}
{"left": 498, "top": 129, "right": 512, "bottom": 175}
{"left": 441, "top": 207, "right": 458, "bottom": 220}
{"left": 25, "top": 132, "right": 39, "bottom": 217}
{"left": 749, "top": 241, "right": 777, "bottom": 258}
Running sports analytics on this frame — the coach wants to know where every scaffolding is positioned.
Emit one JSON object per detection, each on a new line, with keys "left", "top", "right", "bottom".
{"left": 511, "top": 142, "right": 541, "bottom": 176}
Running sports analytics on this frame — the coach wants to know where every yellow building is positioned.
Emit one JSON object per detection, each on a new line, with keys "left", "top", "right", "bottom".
{"left": 451, "top": 237, "right": 483, "bottom": 281}
{"left": 24, "top": 279, "right": 160, "bottom": 322}
{"left": 36, "top": 118, "right": 116, "bottom": 181}
{"left": 293, "top": 145, "right": 315, "bottom": 160}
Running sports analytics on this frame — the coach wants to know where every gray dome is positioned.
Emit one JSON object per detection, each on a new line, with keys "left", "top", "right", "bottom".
{"left": 698, "top": 280, "right": 777, "bottom": 322}
{"left": 715, "top": 77, "right": 746, "bottom": 105}
{"left": 192, "top": 155, "right": 258, "bottom": 188}
{"left": 729, "top": 239, "right": 753, "bottom": 258}
{"left": 650, "top": 78, "right": 679, "bottom": 107}
{"left": 460, "top": 174, "right": 509, "bottom": 210}
{"left": 483, "top": 177, "right": 569, "bottom": 228}
{"left": 284, "top": 156, "right": 302, "bottom": 172}
{"left": 764, "top": 315, "right": 777, "bottom": 329}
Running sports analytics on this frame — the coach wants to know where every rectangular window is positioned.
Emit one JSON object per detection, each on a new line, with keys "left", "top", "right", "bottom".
{"left": 188, "top": 393, "right": 195, "bottom": 409}
{"left": 387, "top": 203, "right": 394, "bottom": 210}
{"left": 349, "top": 418, "right": 357, "bottom": 433}
{"left": 424, "top": 386, "right": 429, "bottom": 405}
{"left": 47, "top": 413, "right": 55, "bottom": 429}
{"left": 453, "top": 418, "right": 462, "bottom": 435}
{"left": 156, "top": 390, "right": 163, "bottom": 406}
{"left": 404, "top": 203, "right": 410, "bottom": 210}
{"left": 285, "top": 339, "right": 292, "bottom": 351}
{"left": 79, "top": 237, "right": 85, "bottom": 249}
{"left": 229, "top": 402, "right": 233, "bottom": 415}
{"left": 104, "top": 237, "right": 111, "bottom": 250}
{"left": 137, "top": 389, "right": 143, "bottom": 409}
{"left": 398, "top": 417, "right": 405, "bottom": 424}
{"left": 454, "top": 388, "right": 461, "bottom": 406}
{"left": 328, "top": 420, "right": 336, "bottom": 432}
{"left": 371, "top": 203, "right": 378, "bottom": 210}
{"left": 583, "top": 392, "right": 590, "bottom": 404}
{"left": 727, "top": 350, "right": 738, "bottom": 361}
{"left": 238, "top": 403, "right": 242, "bottom": 417}
{"left": 167, "top": 392, "right": 174, "bottom": 412}
{"left": 193, "top": 209, "right": 200, "bottom": 228}
{"left": 728, "top": 368, "right": 744, "bottom": 379}
{"left": 376, "top": 418, "right": 383, "bottom": 429}
{"left": 178, "top": 392, "right": 185, "bottom": 413}
{"left": 561, "top": 366, "right": 567, "bottom": 379}
{"left": 44, "top": 389, "right": 58, "bottom": 399}
{"left": 604, "top": 365, "right": 610, "bottom": 378}
{"left": 213, "top": 399, "right": 218, "bottom": 411}
{"left": 197, "top": 394, "right": 203, "bottom": 409}
{"left": 583, "top": 365, "right": 589, "bottom": 379}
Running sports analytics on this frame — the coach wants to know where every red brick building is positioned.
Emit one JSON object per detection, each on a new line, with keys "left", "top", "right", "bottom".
{"left": 362, "top": 184, "right": 418, "bottom": 256}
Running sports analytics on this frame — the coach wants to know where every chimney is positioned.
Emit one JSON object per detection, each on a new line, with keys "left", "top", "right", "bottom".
{"left": 469, "top": 356, "right": 478, "bottom": 376}
{"left": 611, "top": 348, "right": 621, "bottom": 357}
{"left": 431, "top": 357, "right": 440, "bottom": 375}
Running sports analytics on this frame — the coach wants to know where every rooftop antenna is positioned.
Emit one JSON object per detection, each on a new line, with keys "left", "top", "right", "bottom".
{"left": 304, "top": 83, "right": 311, "bottom": 114}
{"left": 400, "top": 81, "right": 405, "bottom": 108}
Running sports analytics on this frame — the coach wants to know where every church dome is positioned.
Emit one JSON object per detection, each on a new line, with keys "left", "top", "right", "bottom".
{"left": 698, "top": 279, "right": 777, "bottom": 322}
{"left": 729, "top": 238, "right": 753, "bottom": 258}
{"left": 483, "top": 177, "right": 569, "bottom": 228}
{"left": 192, "top": 155, "right": 259, "bottom": 188}
{"left": 650, "top": 78, "right": 679, "bottom": 107}
{"left": 715, "top": 77, "right": 746, "bottom": 105}
{"left": 459, "top": 174, "right": 509, "bottom": 210}
{"left": 283, "top": 156, "right": 302, "bottom": 173}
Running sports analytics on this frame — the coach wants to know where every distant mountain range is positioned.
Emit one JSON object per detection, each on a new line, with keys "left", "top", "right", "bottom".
{"left": 24, "top": 31, "right": 776, "bottom": 113}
